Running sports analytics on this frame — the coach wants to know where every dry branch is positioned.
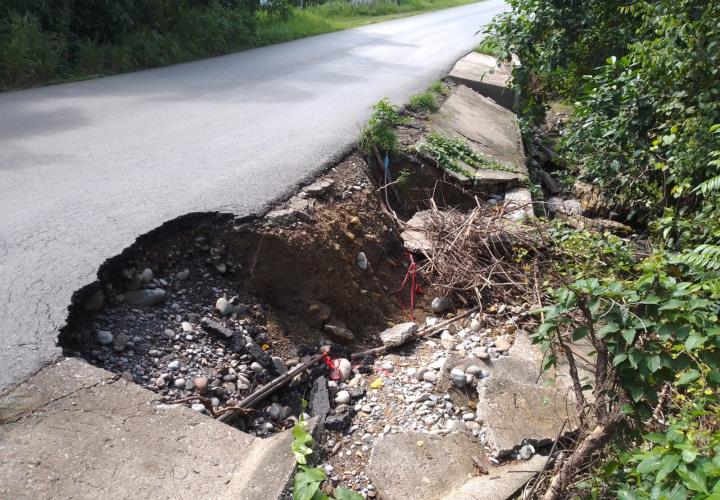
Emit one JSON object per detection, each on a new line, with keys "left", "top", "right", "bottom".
{"left": 218, "top": 353, "right": 323, "bottom": 424}
{"left": 414, "top": 202, "right": 550, "bottom": 308}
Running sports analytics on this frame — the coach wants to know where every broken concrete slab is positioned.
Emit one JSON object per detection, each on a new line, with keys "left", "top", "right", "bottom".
{"left": 266, "top": 196, "right": 314, "bottom": 225}
{"left": 379, "top": 321, "right": 418, "bottom": 348}
{"left": 504, "top": 187, "right": 534, "bottom": 221}
{"left": 0, "top": 358, "right": 297, "bottom": 500}
{"left": 443, "top": 455, "right": 546, "bottom": 500}
{"left": 428, "top": 85, "right": 527, "bottom": 186}
{"left": 475, "top": 377, "right": 578, "bottom": 456}
{"left": 401, "top": 209, "right": 435, "bottom": 255}
{"left": 448, "top": 52, "right": 517, "bottom": 109}
{"left": 367, "top": 431, "right": 486, "bottom": 500}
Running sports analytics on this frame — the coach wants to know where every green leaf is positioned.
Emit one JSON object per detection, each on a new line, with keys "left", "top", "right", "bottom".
{"left": 685, "top": 334, "right": 705, "bottom": 351}
{"left": 613, "top": 353, "right": 628, "bottom": 366}
{"left": 573, "top": 326, "right": 589, "bottom": 341}
{"left": 294, "top": 466, "right": 327, "bottom": 500}
{"left": 617, "top": 489, "right": 640, "bottom": 500}
{"left": 599, "top": 322, "right": 620, "bottom": 336}
{"left": 645, "top": 433, "right": 667, "bottom": 444}
{"left": 677, "top": 464, "right": 708, "bottom": 493}
{"left": 678, "top": 369, "right": 701, "bottom": 385}
{"left": 657, "top": 454, "right": 680, "bottom": 482}
{"left": 629, "top": 384, "right": 645, "bottom": 402}
{"left": 622, "top": 328, "right": 637, "bottom": 345}
{"left": 292, "top": 422, "right": 315, "bottom": 464}
{"left": 659, "top": 299, "right": 685, "bottom": 311}
{"left": 637, "top": 455, "right": 662, "bottom": 474}
{"left": 682, "top": 448, "right": 698, "bottom": 464}
{"left": 333, "top": 488, "right": 364, "bottom": 500}
{"left": 646, "top": 354, "right": 662, "bottom": 373}
{"left": 542, "top": 354, "right": 557, "bottom": 371}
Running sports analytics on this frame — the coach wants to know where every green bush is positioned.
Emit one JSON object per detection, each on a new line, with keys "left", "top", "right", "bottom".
{"left": 486, "top": 0, "right": 720, "bottom": 496}
{"left": 0, "top": 13, "right": 63, "bottom": 88}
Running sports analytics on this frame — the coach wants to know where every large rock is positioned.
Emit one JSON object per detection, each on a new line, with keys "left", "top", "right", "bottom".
{"left": 427, "top": 85, "right": 527, "bottom": 186}
{"left": 448, "top": 52, "right": 517, "bottom": 109}
{"left": 379, "top": 322, "right": 418, "bottom": 348}
{"left": 123, "top": 288, "right": 166, "bottom": 306}
{"left": 367, "top": 432, "right": 486, "bottom": 500}
{"left": 0, "top": 359, "right": 300, "bottom": 500}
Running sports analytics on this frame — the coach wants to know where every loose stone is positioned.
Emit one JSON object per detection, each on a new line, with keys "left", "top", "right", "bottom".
{"left": 431, "top": 296, "right": 452, "bottom": 314}
{"left": 96, "top": 330, "right": 113, "bottom": 345}
{"left": 335, "top": 390, "right": 351, "bottom": 405}
{"left": 215, "top": 297, "right": 233, "bottom": 316}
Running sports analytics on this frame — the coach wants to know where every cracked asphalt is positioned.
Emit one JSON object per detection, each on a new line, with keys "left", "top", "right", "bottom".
{"left": 0, "top": 1, "right": 507, "bottom": 391}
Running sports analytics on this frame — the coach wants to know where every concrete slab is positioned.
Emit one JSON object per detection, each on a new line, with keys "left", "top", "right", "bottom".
{"left": 475, "top": 377, "right": 578, "bottom": 455}
{"left": 400, "top": 209, "right": 435, "bottom": 255}
{"left": 367, "top": 431, "right": 487, "bottom": 500}
{"left": 448, "top": 52, "right": 517, "bottom": 109}
{"left": 428, "top": 85, "right": 527, "bottom": 186}
{"left": 504, "top": 187, "right": 534, "bottom": 221}
{"left": 443, "top": 455, "right": 546, "bottom": 500}
{"left": 0, "top": 358, "right": 297, "bottom": 500}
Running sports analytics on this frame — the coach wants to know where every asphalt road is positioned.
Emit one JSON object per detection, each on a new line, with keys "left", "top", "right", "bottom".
{"left": 0, "top": 0, "right": 507, "bottom": 391}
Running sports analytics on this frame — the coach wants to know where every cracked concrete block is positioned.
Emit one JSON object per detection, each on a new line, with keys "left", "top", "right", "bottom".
{"left": 448, "top": 52, "right": 517, "bottom": 109}
{"left": 367, "top": 431, "right": 487, "bottom": 500}
{"left": 427, "top": 85, "right": 527, "bottom": 186}
{"left": 442, "top": 455, "right": 546, "bottom": 500}
{"left": 0, "top": 358, "right": 298, "bottom": 500}
{"left": 475, "top": 377, "right": 578, "bottom": 456}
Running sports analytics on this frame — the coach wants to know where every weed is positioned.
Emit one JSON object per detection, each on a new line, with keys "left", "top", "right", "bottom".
{"left": 291, "top": 415, "right": 362, "bottom": 500}
{"left": 474, "top": 36, "right": 503, "bottom": 58}
{"left": 408, "top": 90, "right": 439, "bottom": 113}
{"left": 359, "top": 98, "right": 408, "bottom": 153}
{"left": 416, "top": 132, "right": 521, "bottom": 178}
{"left": 428, "top": 79, "right": 449, "bottom": 96}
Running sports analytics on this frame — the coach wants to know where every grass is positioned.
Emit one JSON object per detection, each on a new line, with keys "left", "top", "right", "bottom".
{"left": 256, "top": 0, "right": 482, "bottom": 44}
{"left": 408, "top": 90, "right": 439, "bottom": 113}
{"left": 474, "top": 35, "right": 503, "bottom": 58}
{"left": 1, "top": 0, "right": 483, "bottom": 91}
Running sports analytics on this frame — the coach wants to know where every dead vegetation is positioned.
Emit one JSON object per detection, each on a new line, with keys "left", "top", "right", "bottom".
{"left": 414, "top": 200, "right": 548, "bottom": 307}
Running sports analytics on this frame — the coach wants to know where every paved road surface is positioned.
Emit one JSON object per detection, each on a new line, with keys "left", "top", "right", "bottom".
{"left": 0, "top": 1, "right": 507, "bottom": 391}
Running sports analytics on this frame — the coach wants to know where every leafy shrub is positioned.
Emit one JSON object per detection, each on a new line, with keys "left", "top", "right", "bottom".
{"left": 264, "top": 0, "right": 292, "bottom": 20}
{"left": 0, "top": 12, "right": 63, "bottom": 88}
{"left": 474, "top": 36, "right": 502, "bottom": 58}
{"left": 487, "top": 0, "right": 720, "bottom": 495}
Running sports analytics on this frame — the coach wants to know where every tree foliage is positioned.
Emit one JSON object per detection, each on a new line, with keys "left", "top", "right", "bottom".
{"left": 486, "top": 0, "right": 720, "bottom": 497}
